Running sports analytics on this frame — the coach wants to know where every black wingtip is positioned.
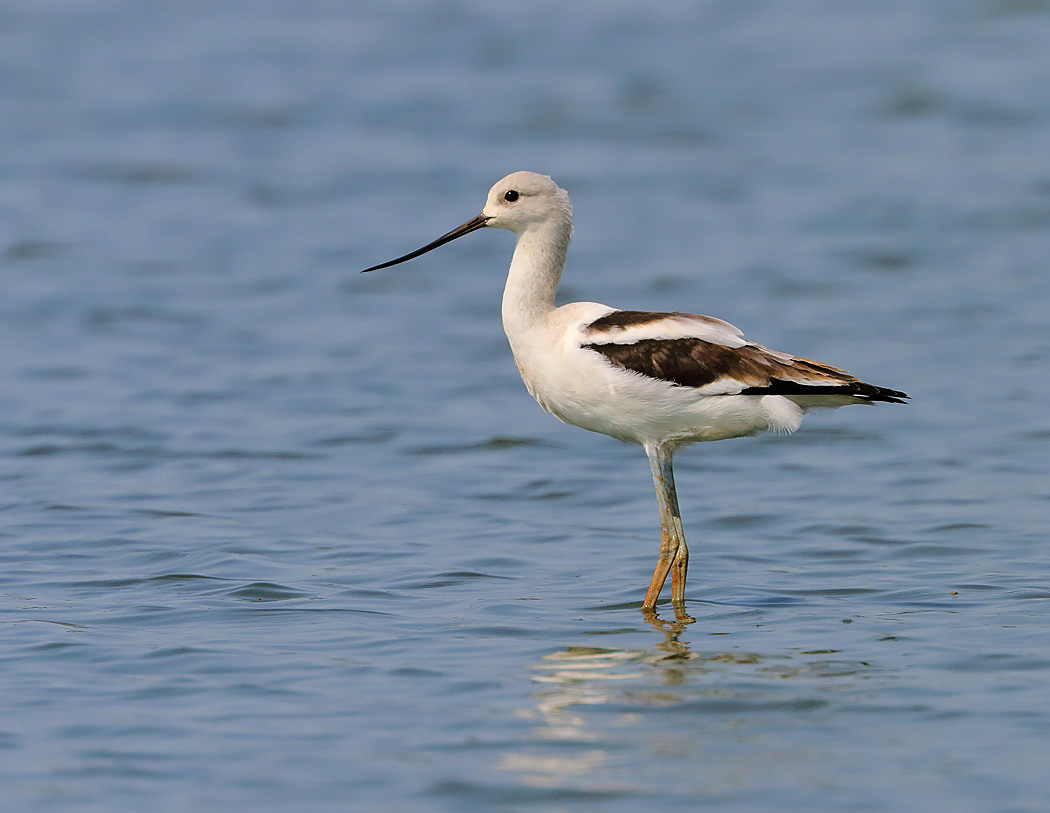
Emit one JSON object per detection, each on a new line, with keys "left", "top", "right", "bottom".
{"left": 740, "top": 380, "right": 910, "bottom": 403}
{"left": 867, "top": 386, "right": 909, "bottom": 404}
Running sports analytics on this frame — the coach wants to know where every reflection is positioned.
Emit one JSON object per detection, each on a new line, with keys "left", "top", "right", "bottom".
{"left": 518, "top": 646, "right": 652, "bottom": 743}
{"left": 499, "top": 618, "right": 698, "bottom": 790}
{"left": 644, "top": 602, "right": 696, "bottom": 628}
{"left": 499, "top": 618, "right": 876, "bottom": 795}
{"left": 642, "top": 607, "right": 695, "bottom": 661}
{"left": 496, "top": 644, "right": 650, "bottom": 791}
{"left": 497, "top": 749, "right": 609, "bottom": 787}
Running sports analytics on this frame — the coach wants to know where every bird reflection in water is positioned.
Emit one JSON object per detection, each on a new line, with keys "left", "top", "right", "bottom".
{"left": 499, "top": 616, "right": 696, "bottom": 790}
{"left": 499, "top": 617, "right": 871, "bottom": 794}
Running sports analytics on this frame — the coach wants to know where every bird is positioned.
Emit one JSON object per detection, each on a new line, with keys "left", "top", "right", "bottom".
{"left": 363, "top": 171, "right": 907, "bottom": 617}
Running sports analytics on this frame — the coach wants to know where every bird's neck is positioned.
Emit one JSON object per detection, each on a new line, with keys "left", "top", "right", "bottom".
{"left": 501, "top": 220, "right": 571, "bottom": 340}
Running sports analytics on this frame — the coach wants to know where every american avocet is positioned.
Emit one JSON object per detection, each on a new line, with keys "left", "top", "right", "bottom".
{"left": 363, "top": 171, "right": 907, "bottom": 617}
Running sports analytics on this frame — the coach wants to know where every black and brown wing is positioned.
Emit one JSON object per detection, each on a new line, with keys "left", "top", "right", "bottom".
{"left": 582, "top": 310, "right": 908, "bottom": 403}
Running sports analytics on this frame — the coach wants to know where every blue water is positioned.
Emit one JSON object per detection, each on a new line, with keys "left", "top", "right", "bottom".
{"left": 3, "top": 1, "right": 1050, "bottom": 810}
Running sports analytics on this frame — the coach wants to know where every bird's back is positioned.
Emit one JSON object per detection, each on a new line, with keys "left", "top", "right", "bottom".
{"left": 508, "top": 305, "right": 907, "bottom": 447}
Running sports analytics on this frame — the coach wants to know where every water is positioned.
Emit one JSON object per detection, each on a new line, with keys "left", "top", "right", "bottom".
{"left": 3, "top": 0, "right": 1050, "bottom": 810}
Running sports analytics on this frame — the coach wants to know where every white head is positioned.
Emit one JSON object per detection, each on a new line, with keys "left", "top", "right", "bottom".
{"left": 480, "top": 171, "right": 573, "bottom": 235}
{"left": 362, "top": 171, "right": 572, "bottom": 272}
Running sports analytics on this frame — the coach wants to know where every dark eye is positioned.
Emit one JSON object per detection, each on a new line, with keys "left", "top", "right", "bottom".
{"left": 503, "top": 190, "right": 519, "bottom": 202}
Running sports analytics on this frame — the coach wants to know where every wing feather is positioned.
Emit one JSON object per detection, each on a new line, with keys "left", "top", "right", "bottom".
{"left": 582, "top": 311, "right": 907, "bottom": 403}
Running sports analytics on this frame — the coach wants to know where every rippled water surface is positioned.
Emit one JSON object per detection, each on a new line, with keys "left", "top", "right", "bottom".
{"left": 3, "top": 1, "right": 1050, "bottom": 810}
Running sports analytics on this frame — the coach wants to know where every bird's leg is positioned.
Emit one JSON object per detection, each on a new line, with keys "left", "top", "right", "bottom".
{"left": 642, "top": 444, "right": 689, "bottom": 613}
{"left": 664, "top": 456, "right": 690, "bottom": 613}
{"left": 641, "top": 521, "right": 675, "bottom": 613}
{"left": 670, "top": 520, "right": 689, "bottom": 606}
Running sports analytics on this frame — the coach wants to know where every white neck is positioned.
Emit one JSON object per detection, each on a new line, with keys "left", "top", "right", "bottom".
{"left": 500, "top": 218, "right": 572, "bottom": 343}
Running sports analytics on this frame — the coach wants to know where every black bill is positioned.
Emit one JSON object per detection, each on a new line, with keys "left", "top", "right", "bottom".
{"left": 361, "top": 213, "right": 491, "bottom": 273}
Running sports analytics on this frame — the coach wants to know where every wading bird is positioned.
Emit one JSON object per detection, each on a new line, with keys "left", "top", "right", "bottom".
{"left": 363, "top": 172, "right": 907, "bottom": 617}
